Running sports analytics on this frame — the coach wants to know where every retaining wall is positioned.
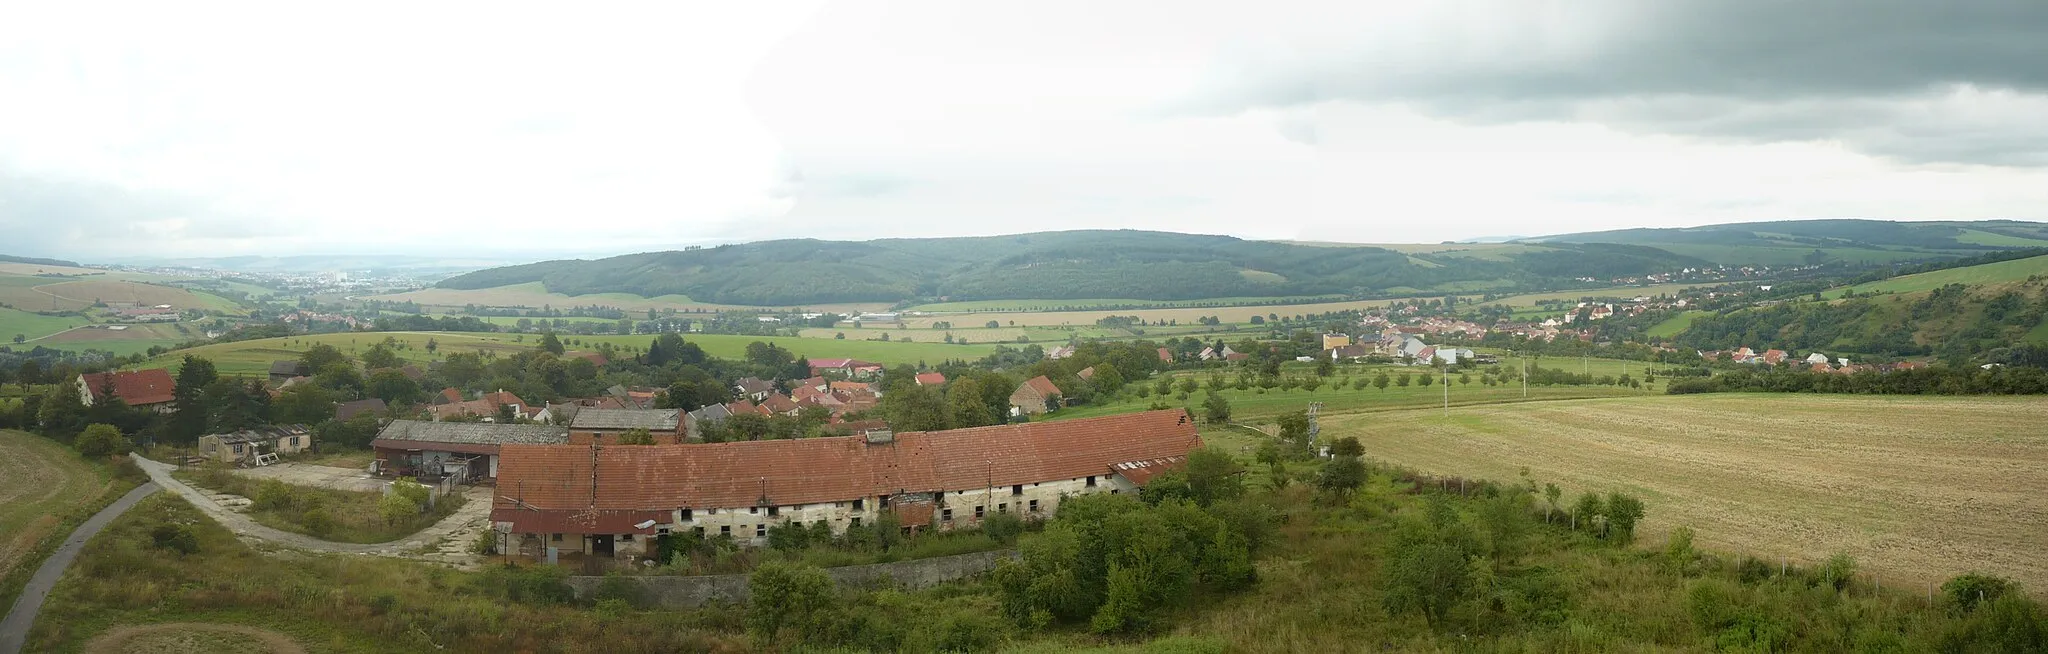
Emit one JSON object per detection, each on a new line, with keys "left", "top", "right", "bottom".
{"left": 566, "top": 549, "right": 1018, "bottom": 607}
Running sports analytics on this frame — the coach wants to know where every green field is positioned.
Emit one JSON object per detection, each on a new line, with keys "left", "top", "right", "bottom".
{"left": 1, "top": 430, "right": 116, "bottom": 611}
{"left": 1838, "top": 253, "right": 2048, "bottom": 296}
{"left": 0, "top": 307, "right": 89, "bottom": 342}
{"left": 578, "top": 333, "right": 1001, "bottom": 366}
{"left": 137, "top": 329, "right": 1004, "bottom": 376}
{"left": 1645, "top": 309, "right": 1710, "bottom": 338}
{"left": 1346, "top": 394, "right": 2048, "bottom": 592}
{"left": 1955, "top": 228, "right": 2048, "bottom": 248}
{"left": 1479, "top": 283, "right": 1707, "bottom": 308}
{"left": 136, "top": 332, "right": 531, "bottom": 376}
{"left": 904, "top": 295, "right": 1346, "bottom": 313}
{"left": 1651, "top": 243, "right": 1959, "bottom": 267}
{"left": 368, "top": 281, "right": 889, "bottom": 314}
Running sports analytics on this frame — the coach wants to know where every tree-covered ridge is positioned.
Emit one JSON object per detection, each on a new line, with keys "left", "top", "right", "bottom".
{"left": 437, "top": 230, "right": 1719, "bottom": 305}
{"left": 1530, "top": 218, "right": 2048, "bottom": 264}
{"left": 1677, "top": 280, "right": 2048, "bottom": 364}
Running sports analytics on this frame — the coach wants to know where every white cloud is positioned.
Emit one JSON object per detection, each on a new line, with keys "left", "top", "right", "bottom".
{"left": 0, "top": 0, "right": 2043, "bottom": 261}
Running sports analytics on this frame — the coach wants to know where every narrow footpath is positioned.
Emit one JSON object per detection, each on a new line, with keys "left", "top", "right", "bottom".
{"left": 0, "top": 483, "right": 160, "bottom": 654}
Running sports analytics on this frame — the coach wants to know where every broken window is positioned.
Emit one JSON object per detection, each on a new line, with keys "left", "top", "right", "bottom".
{"left": 767, "top": 506, "right": 780, "bottom": 517}
{"left": 942, "top": 508, "right": 953, "bottom": 521}
{"left": 999, "top": 503, "right": 1008, "bottom": 513}
{"left": 1029, "top": 499, "right": 1039, "bottom": 512}
{"left": 621, "top": 534, "right": 634, "bottom": 542}
{"left": 681, "top": 508, "right": 693, "bottom": 521}
{"left": 1086, "top": 476, "right": 1097, "bottom": 487}
{"left": 749, "top": 506, "right": 758, "bottom": 515}
{"left": 850, "top": 517, "right": 862, "bottom": 528}
{"left": 853, "top": 498, "right": 865, "bottom": 511}
{"left": 974, "top": 505, "right": 985, "bottom": 519}
{"left": 720, "top": 525, "right": 731, "bottom": 535}
{"left": 1011, "top": 484, "right": 1023, "bottom": 496}
{"left": 755, "top": 524, "right": 765, "bottom": 538}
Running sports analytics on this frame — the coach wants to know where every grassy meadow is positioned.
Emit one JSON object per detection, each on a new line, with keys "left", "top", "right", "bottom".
{"left": 1837, "top": 253, "right": 2048, "bottom": 296}
{"left": 0, "top": 306, "right": 89, "bottom": 342}
{"left": 1339, "top": 393, "right": 2048, "bottom": 591}
{"left": 1646, "top": 309, "right": 1710, "bottom": 338}
{"left": 176, "top": 467, "right": 462, "bottom": 544}
{"left": 0, "top": 431, "right": 136, "bottom": 613}
{"left": 367, "top": 281, "right": 888, "bottom": 315}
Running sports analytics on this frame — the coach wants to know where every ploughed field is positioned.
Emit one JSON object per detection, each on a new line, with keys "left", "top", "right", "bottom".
{"left": 1337, "top": 394, "right": 2048, "bottom": 591}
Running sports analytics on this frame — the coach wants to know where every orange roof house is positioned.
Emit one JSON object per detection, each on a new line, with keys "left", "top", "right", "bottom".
{"left": 77, "top": 369, "right": 177, "bottom": 412}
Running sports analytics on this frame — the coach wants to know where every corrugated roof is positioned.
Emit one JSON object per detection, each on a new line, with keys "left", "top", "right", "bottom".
{"left": 570, "top": 408, "right": 681, "bottom": 431}
{"left": 371, "top": 420, "right": 568, "bottom": 447}
{"left": 493, "top": 409, "right": 1201, "bottom": 523}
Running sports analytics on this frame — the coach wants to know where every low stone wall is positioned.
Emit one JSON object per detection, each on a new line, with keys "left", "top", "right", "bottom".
{"left": 566, "top": 549, "right": 1018, "bottom": 607}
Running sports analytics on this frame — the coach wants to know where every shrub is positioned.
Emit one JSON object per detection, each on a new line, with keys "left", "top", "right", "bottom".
{"left": 252, "top": 479, "right": 297, "bottom": 512}
{"left": 1736, "top": 557, "right": 1774, "bottom": 585}
{"left": 391, "top": 479, "right": 432, "bottom": 508}
{"left": 299, "top": 507, "right": 335, "bottom": 537}
{"left": 471, "top": 529, "right": 499, "bottom": 556}
{"left": 149, "top": 523, "right": 199, "bottom": 555}
{"left": 367, "top": 593, "right": 398, "bottom": 615}
{"left": 592, "top": 572, "right": 647, "bottom": 608}
{"left": 483, "top": 564, "right": 574, "bottom": 605}
{"left": 982, "top": 512, "right": 1024, "bottom": 545}
{"left": 1818, "top": 552, "right": 1856, "bottom": 591}
{"left": 379, "top": 492, "right": 422, "bottom": 526}
{"left": 747, "top": 562, "right": 836, "bottom": 646}
{"left": 75, "top": 423, "right": 130, "bottom": 458}
{"left": 1942, "top": 573, "right": 2016, "bottom": 614}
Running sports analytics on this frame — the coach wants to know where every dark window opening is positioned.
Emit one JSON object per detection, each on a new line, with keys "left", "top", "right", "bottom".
{"left": 1086, "top": 476, "right": 1097, "bottom": 487}
{"left": 1011, "top": 484, "right": 1023, "bottom": 496}
{"left": 851, "top": 517, "right": 862, "bottom": 527}
{"left": 879, "top": 494, "right": 892, "bottom": 509}
{"left": 756, "top": 524, "right": 766, "bottom": 538}
{"left": 999, "top": 503, "right": 1008, "bottom": 513}
{"left": 720, "top": 525, "right": 730, "bottom": 535}
{"left": 942, "top": 508, "right": 953, "bottom": 521}
{"left": 1029, "top": 499, "right": 1039, "bottom": 512}
{"left": 974, "top": 505, "right": 985, "bottom": 519}
{"left": 768, "top": 506, "right": 780, "bottom": 517}
{"left": 681, "top": 509, "right": 693, "bottom": 521}
{"left": 853, "top": 498, "right": 865, "bottom": 511}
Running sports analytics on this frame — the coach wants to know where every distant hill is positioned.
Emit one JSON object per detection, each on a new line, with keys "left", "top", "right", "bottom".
{"left": 0, "top": 254, "right": 82, "bottom": 267}
{"left": 437, "top": 230, "right": 1712, "bottom": 305}
{"left": 130, "top": 254, "right": 519, "bottom": 277}
{"left": 436, "top": 222, "right": 2048, "bottom": 306}
{"left": 1525, "top": 219, "right": 2048, "bottom": 266}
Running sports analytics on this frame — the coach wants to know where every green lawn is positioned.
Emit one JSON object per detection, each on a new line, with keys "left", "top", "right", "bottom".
{"left": 1, "top": 430, "right": 126, "bottom": 614}
{"left": 0, "top": 306, "right": 88, "bottom": 342}
{"left": 1645, "top": 310, "right": 1710, "bottom": 338}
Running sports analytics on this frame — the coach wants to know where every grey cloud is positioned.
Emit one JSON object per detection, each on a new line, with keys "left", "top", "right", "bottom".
{"left": 1188, "top": 0, "right": 2048, "bottom": 165}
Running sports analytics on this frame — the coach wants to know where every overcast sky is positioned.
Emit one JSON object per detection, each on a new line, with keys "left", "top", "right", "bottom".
{"left": 4, "top": 1, "right": 2047, "bottom": 261}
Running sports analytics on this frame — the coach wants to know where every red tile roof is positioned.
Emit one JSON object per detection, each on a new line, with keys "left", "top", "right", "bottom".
{"left": 1022, "top": 375, "right": 1061, "bottom": 397}
{"left": 79, "top": 369, "right": 177, "bottom": 406}
{"left": 492, "top": 409, "right": 1201, "bottom": 532}
{"left": 1158, "top": 347, "right": 1173, "bottom": 363}
{"left": 914, "top": 372, "right": 946, "bottom": 386}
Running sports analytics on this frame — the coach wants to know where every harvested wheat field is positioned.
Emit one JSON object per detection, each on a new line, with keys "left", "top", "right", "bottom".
{"left": 0, "top": 430, "right": 109, "bottom": 602}
{"left": 1334, "top": 394, "right": 2048, "bottom": 591}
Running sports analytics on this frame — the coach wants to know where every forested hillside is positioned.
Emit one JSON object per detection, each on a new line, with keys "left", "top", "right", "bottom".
{"left": 438, "top": 231, "right": 1709, "bottom": 305}
{"left": 439, "top": 222, "right": 2048, "bottom": 305}
{"left": 1677, "top": 280, "right": 2048, "bottom": 364}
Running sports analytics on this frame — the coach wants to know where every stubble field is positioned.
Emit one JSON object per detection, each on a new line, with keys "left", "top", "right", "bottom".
{"left": 1335, "top": 394, "right": 2048, "bottom": 591}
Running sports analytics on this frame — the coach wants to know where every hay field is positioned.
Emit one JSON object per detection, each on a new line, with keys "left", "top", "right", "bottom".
{"left": 0, "top": 430, "right": 110, "bottom": 607}
{"left": 1337, "top": 394, "right": 2048, "bottom": 590}
{"left": 136, "top": 332, "right": 531, "bottom": 377}
{"left": 1839, "top": 253, "right": 2048, "bottom": 296}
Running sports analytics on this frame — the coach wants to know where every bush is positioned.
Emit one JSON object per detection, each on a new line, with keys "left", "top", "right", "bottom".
{"left": 1818, "top": 552, "right": 1856, "bottom": 591}
{"left": 482, "top": 564, "right": 574, "bottom": 605}
{"left": 982, "top": 512, "right": 1024, "bottom": 545}
{"left": 149, "top": 523, "right": 199, "bottom": 555}
{"left": 111, "top": 456, "right": 147, "bottom": 482}
{"left": 252, "top": 479, "right": 297, "bottom": 512}
{"left": 75, "top": 423, "right": 130, "bottom": 458}
{"left": 1942, "top": 573, "right": 2016, "bottom": 614}
{"left": 379, "top": 492, "right": 422, "bottom": 526}
{"left": 592, "top": 572, "right": 647, "bottom": 608}
{"left": 471, "top": 528, "right": 500, "bottom": 556}
{"left": 299, "top": 507, "right": 335, "bottom": 537}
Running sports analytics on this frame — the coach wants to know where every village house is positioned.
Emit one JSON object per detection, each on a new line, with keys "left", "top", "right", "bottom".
{"left": 1321, "top": 333, "right": 1351, "bottom": 351}
{"left": 759, "top": 393, "right": 802, "bottom": 417}
{"left": 427, "top": 390, "right": 547, "bottom": 422}
{"left": 370, "top": 420, "right": 571, "bottom": 482}
{"left": 76, "top": 369, "right": 178, "bottom": 414}
{"left": 1044, "top": 345, "right": 1077, "bottom": 360}
{"left": 197, "top": 425, "right": 313, "bottom": 465}
{"left": 806, "top": 358, "right": 882, "bottom": 380}
{"left": 1157, "top": 347, "right": 1173, "bottom": 364}
{"left": 1008, "top": 375, "right": 1063, "bottom": 416}
{"left": 733, "top": 377, "right": 775, "bottom": 402}
{"left": 269, "top": 360, "right": 310, "bottom": 385}
{"left": 1805, "top": 352, "right": 1831, "bottom": 366}
{"left": 914, "top": 372, "right": 946, "bottom": 386}
{"left": 335, "top": 398, "right": 388, "bottom": 422}
{"left": 684, "top": 403, "right": 732, "bottom": 440}
{"left": 112, "top": 306, "right": 181, "bottom": 323}
{"left": 1762, "top": 349, "right": 1789, "bottom": 365}
{"left": 490, "top": 409, "right": 1202, "bottom": 561}
{"left": 568, "top": 409, "right": 683, "bottom": 444}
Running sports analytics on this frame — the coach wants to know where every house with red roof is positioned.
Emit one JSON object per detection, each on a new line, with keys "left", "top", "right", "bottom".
{"left": 1008, "top": 375, "right": 1063, "bottom": 416}
{"left": 490, "top": 409, "right": 1201, "bottom": 559}
{"left": 913, "top": 372, "right": 946, "bottom": 386}
{"left": 1157, "top": 347, "right": 1173, "bottom": 363}
{"left": 76, "top": 369, "right": 178, "bottom": 413}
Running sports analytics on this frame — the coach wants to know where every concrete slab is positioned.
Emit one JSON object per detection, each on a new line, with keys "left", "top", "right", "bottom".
{"left": 231, "top": 463, "right": 389, "bottom": 493}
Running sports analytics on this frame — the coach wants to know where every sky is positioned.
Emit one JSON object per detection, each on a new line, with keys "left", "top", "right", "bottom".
{"left": 3, "top": 0, "right": 2047, "bottom": 261}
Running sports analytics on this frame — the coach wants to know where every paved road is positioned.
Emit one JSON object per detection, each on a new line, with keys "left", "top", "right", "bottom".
{"left": 132, "top": 455, "right": 489, "bottom": 564}
{"left": 0, "top": 482, "right": 160, "bottom": 654}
